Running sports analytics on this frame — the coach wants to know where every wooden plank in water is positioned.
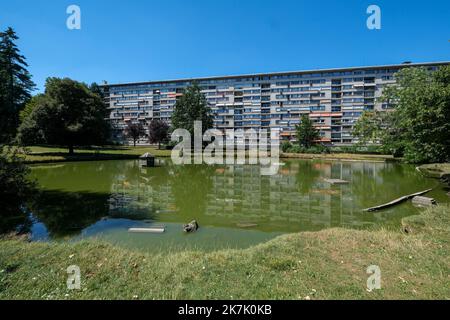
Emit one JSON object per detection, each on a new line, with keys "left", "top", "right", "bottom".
{"left": 128, "top": 227, "right": 165, "bottom": 234}
{"left": 237, "top": 223, "right": 258, "bottom": 228}
{"left": 324, "top": 179, "right": 349, "bottom": 185}
{"left": 363, "top": 189, "right": 432, "bottom": 212}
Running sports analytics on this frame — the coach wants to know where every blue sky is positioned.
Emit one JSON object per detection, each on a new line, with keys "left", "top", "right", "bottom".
{"left": 1, "top": 0, "right": 449, "bottom": 92}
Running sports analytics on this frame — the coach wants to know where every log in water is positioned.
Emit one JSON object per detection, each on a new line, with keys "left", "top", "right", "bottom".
{"left": 363, "top": 189, "right": 433, "bottom": 212}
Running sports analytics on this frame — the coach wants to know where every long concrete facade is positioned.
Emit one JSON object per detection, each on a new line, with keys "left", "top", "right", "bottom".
{"left": 101, "top": 62, "right": 448, "bottom": 146}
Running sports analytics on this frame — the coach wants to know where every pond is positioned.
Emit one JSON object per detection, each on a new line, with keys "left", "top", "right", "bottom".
{"left": 11, "top": 159, "right": 450, "bottom": 252}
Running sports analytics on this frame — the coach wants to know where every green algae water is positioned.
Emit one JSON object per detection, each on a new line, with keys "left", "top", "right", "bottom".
{"left": 22, "top": 159, "right": 449, "bottom": 252}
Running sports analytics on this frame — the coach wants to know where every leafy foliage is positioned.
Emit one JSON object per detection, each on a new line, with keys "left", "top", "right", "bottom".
{"left": 283, "top": 143, "right": 330, "bottom": 154}
{"left": 17, "top": 78, "right": 110, "bottom": 154}
{"left": 281, "top": 141, "right": 293, "bottom": 153}
{"left": 89, "top": 82, "right": 105, "bottom": 99}
{"left": 295, "top": 115, "right": 320, "bottom": 148}
{"left": 124, "top": 122, "right": 145, "bottom": 147}
{"left": 353, "top": 66, "right": 450, "bottom": 163}
{"left": 352, "top": 111, "right": 385, "bottom": 145}
{"left": 148, "top": 119, "right": 170, "bottom": 149}
{"left": 19, "top": 94, "right": 45, "bottom": 123}
{"left": 0, "top": 27, "right": 35, "bottom": 143}
{"left": 171, "top": 83, "right": 213, "bottom": 136}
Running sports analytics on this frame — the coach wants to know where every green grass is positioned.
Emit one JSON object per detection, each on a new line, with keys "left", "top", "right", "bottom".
{"left": 15, "top": 146, "right": 172, "bottom": 164}
{"left": 418, "top": 163, "right": 450, "bottom": 178}
{"left": 281, "top": 152, "right": 395, "bottom": 162}
{"left": 9, "top": 145, "right": 398, "bottom": 164}
{"left": 1, "top": 205, "right": 449, "bottom": 300}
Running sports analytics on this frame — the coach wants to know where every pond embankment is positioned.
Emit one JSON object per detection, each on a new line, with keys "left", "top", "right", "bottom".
{"left": 1, "top": 204, "right": 449, "bottom": 300}
{"left": 280, "top": 152, "right": 396, "bottom": 163}
{"left": 418, "top": 163, "right": 450, "bottom": 188}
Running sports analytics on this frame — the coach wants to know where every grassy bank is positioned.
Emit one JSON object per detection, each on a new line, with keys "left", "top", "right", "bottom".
{"left": 16, "top": 146, "right": 172, "bottom": 164}
{"left": 1, "top": 205, "right": 448, "bottom": 300}
{"left": 281, "top": 152, "right": 395, "bottom": 162}
{"left": 9, "top": 146, "right": 399, "bottom": 164}
{"left": 418, "top": 163, "right": 450, "bottom": 179}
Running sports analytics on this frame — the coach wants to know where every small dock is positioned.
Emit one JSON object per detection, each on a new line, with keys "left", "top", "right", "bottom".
{"left": 139, "top": 153, "right": 155, "bottom": 167}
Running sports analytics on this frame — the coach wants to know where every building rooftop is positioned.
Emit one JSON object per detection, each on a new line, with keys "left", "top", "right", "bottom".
{"left": 100, "top": 61, "right": 450, "bottom": 88}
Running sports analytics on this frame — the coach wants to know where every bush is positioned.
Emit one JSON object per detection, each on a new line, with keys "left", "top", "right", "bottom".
{"left": 281, "top": 141, "right": 293, "bottom": 153}
{"left": 288, "top": 145, "right": 303, "bottom": 153}
{"left": 309, "top": 144, "right": 331, "bottom": 154}
{"left": 331, "top": 145, "right": 382, "bottom": 155}
{"left": 164, "top": 140, "right": 178, "bottom": 150}
{"left": 282, "top": 143, "right": 330, "bottom": 154}
{"left": 332, "top": 146, "right": 358, "bottom": 154}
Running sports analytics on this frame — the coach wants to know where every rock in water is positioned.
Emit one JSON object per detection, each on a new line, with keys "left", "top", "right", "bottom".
{"left": 183, "top": 220, "right": 199, "bottom": 233}
{"left": 412, "top": 196, "right": 437, "bottom": 207}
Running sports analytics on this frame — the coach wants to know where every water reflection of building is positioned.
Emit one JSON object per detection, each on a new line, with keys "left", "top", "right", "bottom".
{"left": 205, "top": 161, "right": 393, "bottom": 231}
{"left": 108, "top": 161, "right": 176, "bottom": 217}
{"left": 107, "top": 160, "right": 400, "bottom": 232}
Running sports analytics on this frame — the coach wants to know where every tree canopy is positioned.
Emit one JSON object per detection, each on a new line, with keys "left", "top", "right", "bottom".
{"left": 171, "top": 83, "right": 213, "bottom": 136}
{"left": 17, "top": 77, "right": 110, "bottom": 154}
{"left": 148, "top": 119, "right": 170, "bottom": 149}
{"left": 353, "top": 66, "right": 450, "bottom": 163}
{"left": 124, "top": 122, "right": 145, "bottom": 147}
{"left": 295, "top": 115, "right": 320, "bottom": 149}
{"left": 0, "top": 27, "right": 35, "bottom": 143}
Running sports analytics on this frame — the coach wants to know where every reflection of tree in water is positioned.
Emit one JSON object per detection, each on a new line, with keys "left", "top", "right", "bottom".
{"left": 348, "top": 162, "right": 427, "bottom": 208}
{"left": 109, "top": 160, "right": 172, "bottom": 218}
{"left": 0, "top": 205, "right": 32, "bottom": 235}
{"left": 350, "top": 163, "right": 388, "bottom": 205}
{"left": 169, "top": 164, "right": 215, "bottom": 217}
{"left": 29, "top": 161, "right": 162, "bottom": 239}
{"left": 0, "top": 186, "right": 33, "bottom": 235}
{"left": 15, "top": 159, "right": 433, "bottom": 239}
{"left": 30, "top": 190, "right": 110, "bottom": 238}
{"left": 292, "top": 161, "right": 321, "bottom": 194}
{"left": 0, "top": 154, "right": 36, "bottom": 235}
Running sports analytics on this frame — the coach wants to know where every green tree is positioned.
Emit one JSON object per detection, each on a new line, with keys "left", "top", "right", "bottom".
{"left": 359, "top": 66, "right": 450, "bottom": 163}
{"left": 19, "top": 94, "right": 45, "bottom": 123}
{"left": 295, "top": 115, "right": 320, "bottom": 149}
{"left": 125, "top": 122, "right": 145, "bottom": 147}
{"left": 171, "top": 83, "right": 213, "bottom": 136}
{"left": 148, "top": 119, "right": 169, "bottom": 149}
{"left": 17, "top": 78, "right": 110, "bottom": 154}
{"left": 352, "top": 111, "right": 387, "bottom": 145}
{"left": 89, "top": 82, "right": 105, "bottom": 99}
{"left": 0, "top": 27, "right": 35, "bottom": 143}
